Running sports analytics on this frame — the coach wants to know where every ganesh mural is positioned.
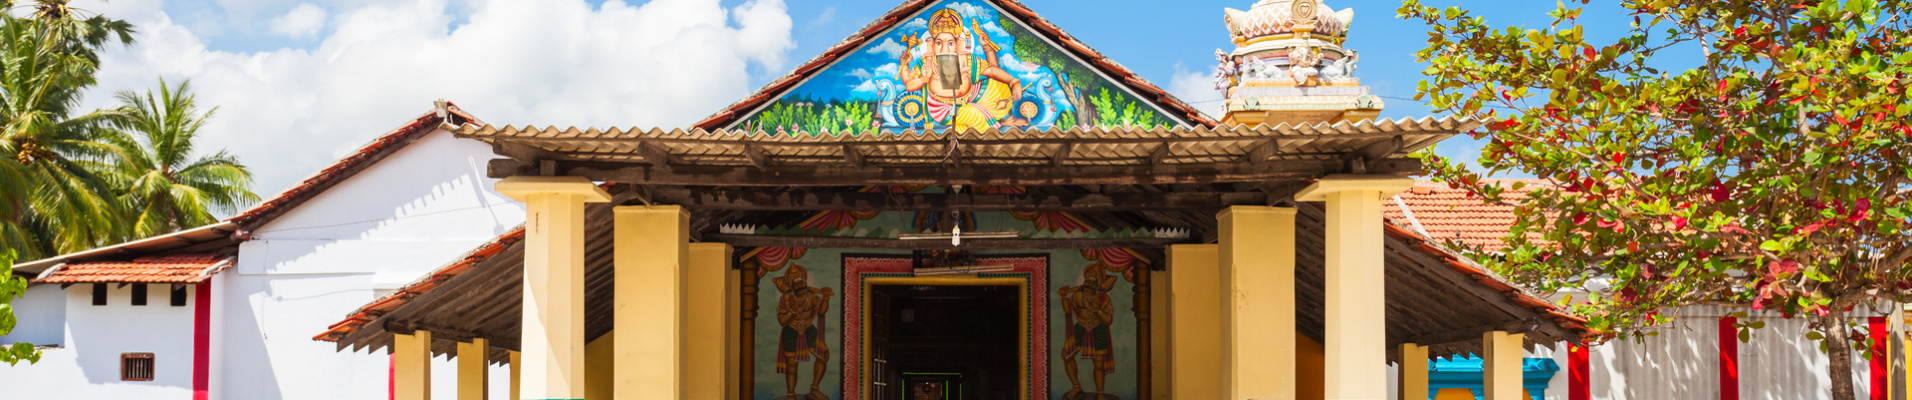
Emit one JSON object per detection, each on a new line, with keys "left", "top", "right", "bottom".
{"left": 734, "top": 0, "right": 1178, "bottom": 134}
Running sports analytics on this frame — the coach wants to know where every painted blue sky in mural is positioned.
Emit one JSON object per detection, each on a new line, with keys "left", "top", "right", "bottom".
{"left": 739, "top": 0, "right": 1177, "bottom": 133}
{"left": 793, "top": 1, "right": 1054, "bottom": 102}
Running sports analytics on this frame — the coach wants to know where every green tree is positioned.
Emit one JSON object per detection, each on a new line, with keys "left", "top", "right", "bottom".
{"left": 1402, "top": 1, "right": 1912, "bottom": 398}
{"left": 101, "top": 79, "right": 257, "bottom": 238}
{"left": 0, "top": 249, "right": 41, "bottom": 365}
{"left": 0, "top": 14, "right": 128, "bottom": 259}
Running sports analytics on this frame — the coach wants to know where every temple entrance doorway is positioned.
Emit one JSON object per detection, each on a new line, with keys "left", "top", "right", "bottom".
{"left": 870, "top": 284, "right": 1021, "bottom": 400}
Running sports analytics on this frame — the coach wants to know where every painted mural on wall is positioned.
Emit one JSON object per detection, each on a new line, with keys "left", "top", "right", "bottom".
{"left": 744, "top": 187, "right": 1150, "bottom": 400}
{"left": 733, "top": 0, "right": 1178, "bottom": 134}
{"left": 752, "top": 247, "right": 848, "bottom": 400}
{"left": 775, "top": 264, "right": 836, "bottom": 400}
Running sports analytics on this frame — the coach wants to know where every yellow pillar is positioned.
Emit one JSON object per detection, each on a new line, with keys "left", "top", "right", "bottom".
{"left": 459, "top": 338, "right": 491, "bottom": 400}
{"left": 510, "top": 351, "right": 521, "bottom": 400}
{"left": 1168, "top": 244, "right": 1221, "bottom": 400}
{"left": 393, "top": 330, "right": 432, "bottom": 400}
{"left": 1398, "top": 343, "right": 1429, "bottom": 400}
{"left": 1218, "top": 206, "right": 1298, "bottom": 400}
{"left": 1483, "top": 331, "right": 1525, "bottom": 400}
{"left": 1297, "top": 174, "right": 1415, "bottom": 400}
{"left": 498, "top": 176, "right": 612, "bottom": 400}
{"left": 725, "top": 265, "right": 742, "bottom": 400}
{"left": 615, "top": 205, "right": 690, "bottom": 400}
{"left": 686, "top": 243, "right": 735, "bottom": 399}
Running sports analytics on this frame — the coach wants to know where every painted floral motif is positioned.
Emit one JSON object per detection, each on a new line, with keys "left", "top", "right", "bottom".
{"left": 1013, "top": 211, "right": 1093, "bottom": 233}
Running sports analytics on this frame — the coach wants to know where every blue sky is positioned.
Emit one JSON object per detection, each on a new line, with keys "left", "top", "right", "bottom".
{"left": 78, "top": 0, "right": 1655, "bottom": 196}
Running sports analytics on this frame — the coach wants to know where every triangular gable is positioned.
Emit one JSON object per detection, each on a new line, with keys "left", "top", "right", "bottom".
{"left": 697, "top": 0, "right": 1214, "bottom": 134}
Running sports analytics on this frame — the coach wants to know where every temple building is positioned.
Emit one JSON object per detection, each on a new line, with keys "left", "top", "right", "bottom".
{"left": 10, "top": 1, "right": 1903, "bottom": 400}
{"left": 311, "top": 1, "right": 1592, "bottom": 400}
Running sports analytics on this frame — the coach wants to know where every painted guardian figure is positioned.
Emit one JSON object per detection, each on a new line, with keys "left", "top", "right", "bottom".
{"left": 775, "top": 264, "right": 835, "bottom": 400}
{"left": 1058, "top": 264, "right": 1119, "bottom": 400}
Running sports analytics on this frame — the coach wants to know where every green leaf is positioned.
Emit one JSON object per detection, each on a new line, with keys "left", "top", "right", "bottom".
{"left": 1760, "top": 240, "right": 1785, "bottom": 252}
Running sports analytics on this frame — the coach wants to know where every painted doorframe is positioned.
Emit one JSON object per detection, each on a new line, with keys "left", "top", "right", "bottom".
{"left": 842, "top": 254, "right": 1049, "bottom": 400}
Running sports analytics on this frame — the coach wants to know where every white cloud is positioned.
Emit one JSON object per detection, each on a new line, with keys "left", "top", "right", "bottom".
{"left": 75, "top": 0, "right": 795, "bottom": 197}
{"left": 269, "top": 3, "right": 327, "bottom": 38}
{"left": 864, "top": 37, "right": 904, "bottom": 58}
{"left": 1168, "top": 63, "right": 1223, "bottom": 121}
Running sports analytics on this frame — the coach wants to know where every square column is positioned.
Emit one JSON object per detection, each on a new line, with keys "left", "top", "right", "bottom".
{"left": 393, "top": 330, "right": 432, "bottom": 400}
{"left": 1397, "top": 343, "right": 1428, "bottom": 400}
{"left": 459, "top": 338, "right": 491, "bottom": 400}
{"left": 510, "top": 351, "right": 521, "bottom": 400}
{"left": 1167, "top": 244, "right": 1221, "bottom": 400}
{"left": 614, "top": 205, "right": 690, "bottom": 400}
{"left": 498, "top": 176, "right": 612, "bottom": 400}
{"left": 686, "top": 243, "right": 735, "bottom": 399}
{"left": 1483, "top": 331, "right": 1525, "bottom": 400}
{"left": 1296, "top": 174, "right": 1415, "bottom": 400}
{"left": 1217, "top": 206, "right": 1298, "bottom": 400}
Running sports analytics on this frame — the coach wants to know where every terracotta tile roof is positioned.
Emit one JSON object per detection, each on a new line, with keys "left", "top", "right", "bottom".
{"left": 35, "top": 254, "right": 233, "bottom": 284}
{"left": 689, "top": 0, "right": 1219, "bottom": 132}
{"left": 1385, "top": 180, "right": 1547, "bottom": 253}
{"left": 1384, "top": 220, "right": 1593, "bottom": 336}
{"left": 230, "top": 102, "right": 482, "bottom": 229}
{"left": 316, "top": 226, "right": 525, "bottom": 342}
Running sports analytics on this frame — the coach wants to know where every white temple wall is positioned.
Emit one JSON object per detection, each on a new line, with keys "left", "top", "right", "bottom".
{"left": 0, "top": 283, "right": 197, "bottom": 399}
{"left": 210, "top": 128, "right": 521, "bottom": 400}
{"left": 2, "top": 283, "right": 68, "bottom": 346}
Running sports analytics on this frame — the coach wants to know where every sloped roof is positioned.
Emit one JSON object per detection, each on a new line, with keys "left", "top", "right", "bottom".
{"left": 35, "top": 254, "right": 233, "bottom": 284}
{"left": 317, "top": 200, "right": 1596, "bottom": 359}
{"left": 15, "top": 102, "right": 483, "bottom": 277}
{"left": 230, "top": 102, "right": 482, "bottom": 229}
{"left": 1386, "top": 180, "right": 1546, "bottom": 253}
{"left": 689, "top": 0, "right": 1218, "bottom": 131}
{"left": 457, "top": 116, "right": 1471, "bottom": 169}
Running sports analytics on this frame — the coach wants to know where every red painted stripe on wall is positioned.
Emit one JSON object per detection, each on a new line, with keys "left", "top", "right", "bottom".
{"left": 193, "top": 283, "right": 211, "bottom": 400}
{"left": 1873, "top": 317, "right": 1890, "bottom": 400}
{"left": 389, "top": 353, "right": 396, "bottom": 400}
{"left": 1569, "top": 343, "right": 1589, "bottom": 400}
{"left": 1719, "top": 316, "right": 1739, "bottom": 400}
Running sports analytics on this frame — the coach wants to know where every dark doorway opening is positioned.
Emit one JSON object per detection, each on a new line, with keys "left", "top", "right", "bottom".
{"left": 873, "top": 284, "right": 1020, "bottom": 400}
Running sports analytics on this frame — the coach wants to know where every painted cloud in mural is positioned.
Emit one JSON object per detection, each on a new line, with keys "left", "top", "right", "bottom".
{"left": 735, "top": 0, "right": 1176, "bottom": 135}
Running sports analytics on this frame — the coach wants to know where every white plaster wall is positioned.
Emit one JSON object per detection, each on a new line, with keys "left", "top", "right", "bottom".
{"left": 214, "top": 128, "right": 522, "bottom": 400}
{"left": 2, "top": 284, "right": 67, "bottom": 346}
{"left": 0, "top": 283, "right": 197, "bottom": 399}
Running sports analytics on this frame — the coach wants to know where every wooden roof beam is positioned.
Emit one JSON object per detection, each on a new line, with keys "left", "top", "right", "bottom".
{"left": 646, "top": 187, "right": 1267, "bottom": 211}
{"left": 493, "top": 158, "right": 1423, "bottom": 186}
{"left": 1052, "top": 143, "right": 1073, "bottom": 166}
{"left": 743, "top": 144, "right": 770, "bottom": 170}
{"left": 706, "top": 234, "right": 1192, "bottom": 250}
{"left": 841, "top": 144, "right": 865, "bottom": 168}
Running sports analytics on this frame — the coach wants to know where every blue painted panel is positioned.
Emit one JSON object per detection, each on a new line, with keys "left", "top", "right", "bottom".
{"left": 1426, "top": 355, "right": 1559, "bottom": 400}
{"left": 733, "top": 0, "right": 1179, "bottom": 135}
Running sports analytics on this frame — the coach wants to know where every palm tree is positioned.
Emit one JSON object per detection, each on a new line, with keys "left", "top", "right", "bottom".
{"left": 101, "top": 79, "right": 256, "bottom": 238}
{"left": 0, "top": 15, "right": 127, "bottom": 259}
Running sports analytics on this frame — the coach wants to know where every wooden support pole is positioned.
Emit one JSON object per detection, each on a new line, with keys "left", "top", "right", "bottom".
{"left": 497, "top": 176, "right": 611, "bottom": 400}
{"left": 458, "top": 338, "right": 491, "bottom": 400}
{"left": 393, "top": 330, "right": 431, "bottom": 400}
{"left": 1483, "top": 331, "right": 1525, "bottom": 400}
{"left": 725, "top": 262, "right": 743, "bottom": 400}
{"left": 686, "top": 243, "right": 734, "bottom": 399}
{"left": 1218, "top": 206, "right": 1297, "bottom": 400}
{"left": 1297, "top": 174, "right": 1415, "bottom": 400}
{"left": 510, "top": 351, "right": 521, "bottom": 400}
{"left": 1398, "top": 343, "right": 1429, "bottom": 400}
{"left": 615, "top": 205, "right": 690, "bottom": 400}
{"left": 1168, "top": 244, "right": 1221, "bottom": 400}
